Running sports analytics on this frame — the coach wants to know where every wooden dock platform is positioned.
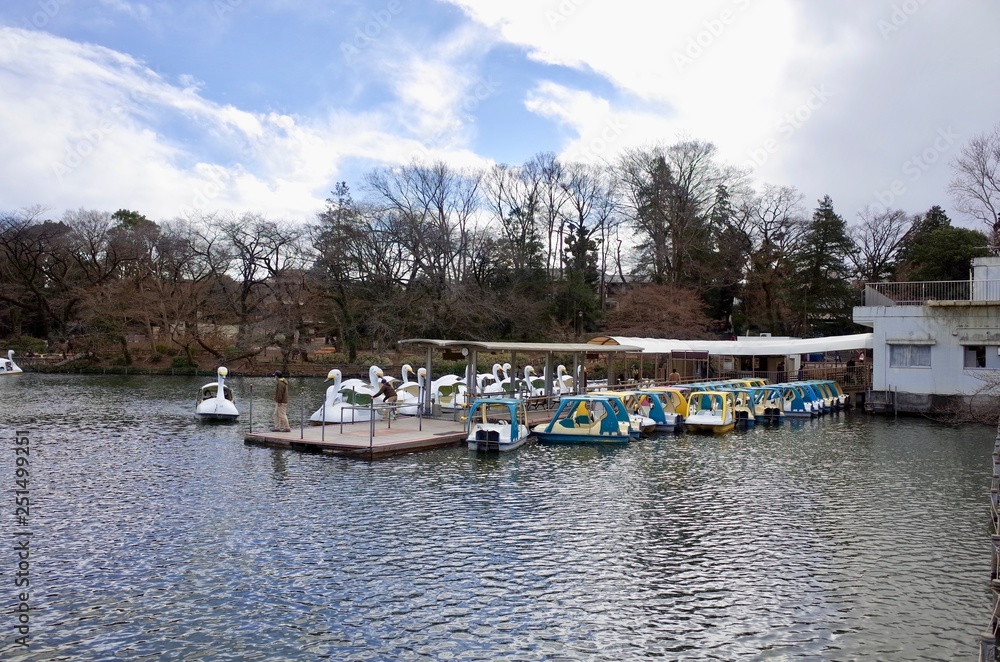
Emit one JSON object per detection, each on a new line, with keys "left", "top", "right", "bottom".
{"left": 244, "top": 409, "right": 554, "bottom": 459}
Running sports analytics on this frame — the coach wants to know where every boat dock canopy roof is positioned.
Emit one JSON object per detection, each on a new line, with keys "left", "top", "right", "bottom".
{"left": 587, "top": 333, "right": 873, "bottom": 356}
{"left": 398, "top": 339, "right": 643, "bottom": 353}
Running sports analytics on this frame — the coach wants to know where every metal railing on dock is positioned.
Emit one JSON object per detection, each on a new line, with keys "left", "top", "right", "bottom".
{"left": 248, "top": 388, "right": 421, "bottom": 450}
{"left": 307, "top": 400, "right": 419, "bottom": 450}
{"left": 982, "top": 420, "right": 1000, "bottom": 661}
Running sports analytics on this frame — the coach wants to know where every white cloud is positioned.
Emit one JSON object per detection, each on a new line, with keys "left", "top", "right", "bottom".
{"left": 97, "top": 0, "right": 155, "bottom": 23}
{"left": 445, "top": 0, "right": 1000, "bottom": 225}
{"left": 0, "top": 25, "right": 492, "bottom": 221}
{"left": 374, "top": 20, "right": 500, "bottom": 151}
{"left": 5, "top": 0, "right": 1000, "bottom": 231}
{"left": 445, "top": 0, "right": 810, "bottom": 167}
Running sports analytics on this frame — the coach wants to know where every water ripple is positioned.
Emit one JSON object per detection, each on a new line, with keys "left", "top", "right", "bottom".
{"left": 0, "top": 374, "right": 993, "bottom": 660}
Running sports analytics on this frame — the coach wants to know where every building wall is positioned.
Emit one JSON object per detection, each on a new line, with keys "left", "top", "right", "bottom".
{"left": 856, "top": 303, "right": 1000, "bottom": 399}
{"left": 973, "top": 256, "right": 1000, "bottom": 284}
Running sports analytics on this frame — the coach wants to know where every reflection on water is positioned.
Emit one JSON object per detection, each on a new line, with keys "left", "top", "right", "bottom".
{"left": 1, "top": 374, "right": 993, "bottom": 660}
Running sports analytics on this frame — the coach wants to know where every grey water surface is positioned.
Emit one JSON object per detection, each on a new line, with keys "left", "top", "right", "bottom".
{"left": 1, "top": 373, "right": 993, "bottom": 660}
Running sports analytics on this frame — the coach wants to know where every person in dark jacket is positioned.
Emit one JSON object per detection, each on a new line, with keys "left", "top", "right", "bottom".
{"left": 272, "top": 371, "right": 291, "bottom": 432}
{"left": 374, "top": 378, "right": 398, "bottom": 419}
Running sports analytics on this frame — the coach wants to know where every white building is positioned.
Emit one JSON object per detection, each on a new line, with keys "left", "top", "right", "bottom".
{"left": 853, "top": 256, "right": 1000, "bottom": 413}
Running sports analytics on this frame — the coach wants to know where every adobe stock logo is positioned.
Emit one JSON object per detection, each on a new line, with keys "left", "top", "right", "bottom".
{"left": 673, "top": 0, "right": 753, "bottom": 73}
{"left": 567, "top": 117, "right": 628, "bottom": 163}
{"left": 744, "top": 85, "right": 831, "bottom": 169}
{"left": 877, "top": 0, "right": 930, "bottom": 39}
{"left": 4, "top": 0, "right": 71, "bottom": 50}
{"left": 872, "top": 127, "right": 958, "bottom": 211}
{"left": 545, "top": 0, "right": 587, "bottom": 29}
{"left": 52, "top": 91, "right": 148, "bottom": 182}
{"left": 340, "top": 0, "right": 403, "bottom": 61}
{"left": 21, "top": 0, "right": 69, "bottom": 29}
{"left": 409, "top": 76, "right": 502, "bottom": 163}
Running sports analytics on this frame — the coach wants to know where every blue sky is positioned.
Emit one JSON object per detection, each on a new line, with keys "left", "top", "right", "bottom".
{"left": 1, "top": 0, "right": 999, "bottom": 230}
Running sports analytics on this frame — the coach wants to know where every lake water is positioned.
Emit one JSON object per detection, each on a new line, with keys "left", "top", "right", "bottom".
{"left": 1, "top": 373, "right": 994, "bottom": 660}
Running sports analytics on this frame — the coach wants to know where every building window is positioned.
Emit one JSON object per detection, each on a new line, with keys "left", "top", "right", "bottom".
{"left": 889, "top": 344, "right": 931, "bottom": 368}
{"left": 964, "top": 345, "right": 987, "bottom": 368}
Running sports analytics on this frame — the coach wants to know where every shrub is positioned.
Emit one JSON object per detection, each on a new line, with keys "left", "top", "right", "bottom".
{"left": 356, "top": 353, "right": 387, "bottom": 367}
{"left": 314, "top": 352, "right": 350, "bottom": 364}
{"left": 154, "top": 344, "right": 179, "bottom": 357}
{"left": 435, "top": 360, "right": 468, "bottom": 376}
{"left": 171, "top": 355, "right": 198, "bottom": 369}
{"left": 4, "top": 336, "right": 47, "bottom": 355}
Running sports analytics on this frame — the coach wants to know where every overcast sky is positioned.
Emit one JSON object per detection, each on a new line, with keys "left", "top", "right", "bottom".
{"left": 1, "top": 0, "right": 998, "bottom": 230}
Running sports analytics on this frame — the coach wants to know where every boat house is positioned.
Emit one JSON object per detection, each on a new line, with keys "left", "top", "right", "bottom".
{"left": 586, "top": 334, "right": 873, "bottom": 385}
{"left": 397, "top": 338, "right": 644, "bottom": 412}
{"left": 854, "top": 256, "right": 1000, "bottom": 415}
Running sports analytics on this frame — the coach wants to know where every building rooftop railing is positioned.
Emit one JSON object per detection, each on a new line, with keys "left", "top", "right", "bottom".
{"left": 863, "top": 279, "right": 1000, "bottom": 306}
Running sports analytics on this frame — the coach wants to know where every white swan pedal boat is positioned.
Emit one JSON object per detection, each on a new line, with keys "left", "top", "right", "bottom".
{"left": 195, "top": 367, "right": 239, "bottom": 421}
{"left": 1, "top": 350, "right": 23, "bottom": 375}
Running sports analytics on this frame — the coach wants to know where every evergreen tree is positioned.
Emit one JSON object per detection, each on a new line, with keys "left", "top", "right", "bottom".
{"left": 563, "top": 216, "right": 599, "bottom": 287}
{"left": 495, "top": 205, "right": 547, "bottom": 292}
{"left": 700, "top": 183, "right": 745, "bottom": 330}
{"left": 111, "top": 209, "right": 150, "bottom": 228}
{"left": 900, "top": 225, "right": 990, "bottom": 281}
{"left": 894, "top": 205, "right": 954, "bottom": 279}
{"left": 313, "top": 182, "right": 368, "bottom": 362}
{"left": 787, "top": 195, "right": 858, "bottom": 335}
{"left": 552, "top": 216, "right": 601, "bottom": 332}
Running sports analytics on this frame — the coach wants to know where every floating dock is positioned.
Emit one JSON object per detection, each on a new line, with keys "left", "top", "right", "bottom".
{"left": 245, "top": 409, "right": 554, "bottom": 459}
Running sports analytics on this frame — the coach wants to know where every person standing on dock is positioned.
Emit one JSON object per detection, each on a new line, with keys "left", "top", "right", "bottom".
{"left": 272, "top": 371, "right": 291, "bottom": 432}
{"left": 669, "top": 368, "right": 681, "bottom": 384}
{"left": 375, "top": 378, "right": 398, "bottom": 419}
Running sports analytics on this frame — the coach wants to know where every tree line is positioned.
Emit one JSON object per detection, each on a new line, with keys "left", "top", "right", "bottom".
{"left": 2, "top": 129, "right": 999, "bottom": 366}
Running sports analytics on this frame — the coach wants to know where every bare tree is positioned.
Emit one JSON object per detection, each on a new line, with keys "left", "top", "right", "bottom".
{"left": 949, "top": 124, "right": 1000, "bottom": 248}
{"left": 0, "top": 207, "right": 72, "bottom": 338}
{"left": 615, "top": 140, "right": 744, "bottom": 286}
{"left": 0, "top": 207, "right": 140, "bottom": 345}
{"left": 365, "top": 161, "right": 481, "bottom": 288}
{"left": 194, "top": 213, "right": 309, "bottom": 360}
{"left": 530, "top": 152, "right": 570, "bottom": 277}
{"left": 481, "top": 161, "right": 545, "bottom": 274}
{"left": 363, "top": 162, "right": 492, "bottom": 343}
{"left": 848, "top": 206, "right": 911, "bottom": 282}
{"left": 734, "top": 184, "right": 806, "bottom": 334}
{"left": 561, "top": 162, "right": 616, "bottom": 276}
{"left": 144, "top": 219, "right": 223, "bottom": 365}
{"left": 62, "top": 209, "right": 124, "bottom": 286}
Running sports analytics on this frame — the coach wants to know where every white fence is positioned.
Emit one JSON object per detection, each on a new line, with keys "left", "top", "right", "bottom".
{"left": 864, "top": 280, "right": 1000, "bottom": 306}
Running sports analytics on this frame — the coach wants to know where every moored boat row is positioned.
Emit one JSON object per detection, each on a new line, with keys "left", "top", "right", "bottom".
{"left": 679, "top": 377, "right": 850, "bottom": 423}
{"left": 294, "top": 366, "right": 850, "bottom": 448}
{"left": 159, "top": 360, "right": 851, "bottom": 445}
